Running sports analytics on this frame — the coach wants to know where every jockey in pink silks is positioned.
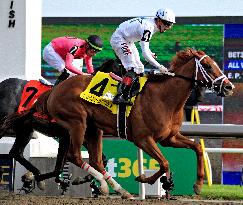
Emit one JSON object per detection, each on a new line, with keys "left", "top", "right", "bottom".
{"left": 43, "top": 35, "right": 103, "bottom": 85}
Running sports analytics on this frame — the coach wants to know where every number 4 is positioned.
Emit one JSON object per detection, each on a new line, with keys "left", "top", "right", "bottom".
{"left": 89, "top": 78, "right": 109, "bottom": 97}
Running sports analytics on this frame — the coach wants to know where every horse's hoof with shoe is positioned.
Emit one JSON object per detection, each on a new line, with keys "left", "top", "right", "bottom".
{"left": 193, "top": 183, "right": 202, "bottom": 195}
{"left": 98, "top": 179, "right": 109, "bottom": 195}
{"left": 135, "top": 174, "right": 146, "bottom": 183}
{"left": 36, "top": 181, "right": 46, "bottom": 190}
{"left": 116, "top": 187, "right": 134, "bottom": 199}
{"left": 22, "top": 172, "right": 46, "bottom": 191}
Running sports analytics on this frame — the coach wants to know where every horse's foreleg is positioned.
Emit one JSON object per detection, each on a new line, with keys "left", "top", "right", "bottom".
{"left": 159, "top": 132, "right": 204, "bottom": 194}
{"left": 67, "top": 121, "right": 109, "bottom": 195}
{"left": 86, "top": 128, "right": 133, "bottom": 199}
{"left": 85, "top": 128, "right": 104, "bottom": 172}
{"left": 101, "top": 170, "right": 134, "bottom": 199}
{"left": 135, "top": 136, "right": 169, "bottom": 185}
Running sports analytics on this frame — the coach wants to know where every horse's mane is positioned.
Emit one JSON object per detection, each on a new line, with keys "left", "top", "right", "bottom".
{"left": 169, "top": 48, "right": 206, "bottom": 70}
{"left": 147, "top": 48, "right": 207, "bottom": 82}
{"left": 95, "top": 59, "right": 126, "bottom": 76}
{"left": 96, "top": 59, "right": 116, "bottom": 71}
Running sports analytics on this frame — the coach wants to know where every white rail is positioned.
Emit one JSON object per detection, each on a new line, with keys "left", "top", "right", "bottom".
{"left": 205, "top": 148, "right": 243, "bottom": 153}
{"left": 180, "top": 123, "right": 243, "bottom": 138}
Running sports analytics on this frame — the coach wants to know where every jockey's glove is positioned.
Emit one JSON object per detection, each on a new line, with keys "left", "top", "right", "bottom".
{"left": 158, "top": 65, "right": 168, "bottom": 73}
{"left": 158, "top": 65, "right": 175, "bottom": 77}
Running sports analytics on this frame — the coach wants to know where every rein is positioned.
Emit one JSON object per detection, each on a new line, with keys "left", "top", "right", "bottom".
{"left": 164, "top": 55, "right": 227, "bottom": 93}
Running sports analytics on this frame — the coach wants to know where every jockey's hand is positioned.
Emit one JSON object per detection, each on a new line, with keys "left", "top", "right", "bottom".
{"left": 151, "top": 53, "right": 157, "bottom": 59}
{"left": 158, "top": 65, "right": 168, "bottom": 73}
{"left": 158, "top": 65, "right": 175, "bottom": 76}
{"left": 164, "top": 71, "right": 175, "bottom": 76}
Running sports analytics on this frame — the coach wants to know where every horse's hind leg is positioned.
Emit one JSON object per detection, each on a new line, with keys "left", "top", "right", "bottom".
{"left": 34, "top": 133, "right": 70, "bottom": 183}
{"left": 86, "top": 127, "right": 133, "bottom": 199}
{"left": 134, "top": 136, "right": 169, "bottom": 184}
{"left": 159, "top": 132, "right": 204, "bottom": 194}
{"left": 9, "top": 130, "right": 45, "bottom": 190}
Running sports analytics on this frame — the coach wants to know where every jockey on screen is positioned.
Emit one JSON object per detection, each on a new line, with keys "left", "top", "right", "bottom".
{"left": 110, "top": 8, "right": 175, "bottom": 104}
{"left": 43, "top": 35, "right": 103, "bottom": 85}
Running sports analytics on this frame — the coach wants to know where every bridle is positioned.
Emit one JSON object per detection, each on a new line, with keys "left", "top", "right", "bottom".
{"left": 170, "top": 54, "right": 228, "bottom": 94}
{"left": 194, "top": 55, "right": 228, "bottom": 93}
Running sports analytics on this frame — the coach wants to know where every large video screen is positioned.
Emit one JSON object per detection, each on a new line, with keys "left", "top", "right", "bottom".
{"left": 41, "top": 24, "right": 224, "bottom": 82}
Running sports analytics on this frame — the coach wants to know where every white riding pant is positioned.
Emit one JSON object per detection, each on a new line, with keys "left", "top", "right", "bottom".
{"left": 43, "top": 43, "right": 82, "bottom": 77}
{"left": 43, "top": 43, "right": 65, "bottom": 72}
{"left": 110, "top": 32, "right": 144, "bottom": 74}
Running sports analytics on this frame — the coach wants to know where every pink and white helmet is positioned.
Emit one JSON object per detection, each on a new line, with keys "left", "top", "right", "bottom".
{"left": 156, "top": 8, "right": 176, "bottom": 23}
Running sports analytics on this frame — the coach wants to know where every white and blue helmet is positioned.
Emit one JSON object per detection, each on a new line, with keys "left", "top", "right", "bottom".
{"left": 156, "top": 8, "right": 176, "bottom": 23}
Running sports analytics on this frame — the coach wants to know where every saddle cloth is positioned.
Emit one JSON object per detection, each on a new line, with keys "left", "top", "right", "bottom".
{"left": 80, "top": 71, "right": 147, "bottom": 117}
{"left": 18, "top": 80, "right": 51, "bottom": 113}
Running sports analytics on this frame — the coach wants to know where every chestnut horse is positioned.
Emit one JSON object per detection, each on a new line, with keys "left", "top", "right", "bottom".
{"left": 46, "top": 48, "right": 234, "bottom": 194}
{"left": 2, "top": 48, "right": 235, "bottom": 196}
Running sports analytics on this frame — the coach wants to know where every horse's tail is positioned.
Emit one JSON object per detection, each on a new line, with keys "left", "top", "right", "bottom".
{"left": 0, "top": 108, "right": 35, "bottom": 137}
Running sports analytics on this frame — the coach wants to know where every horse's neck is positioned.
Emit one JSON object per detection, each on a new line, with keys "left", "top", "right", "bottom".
{"left": 149, "top": 59, "right": 195, "bottom": 111}
{"left": 173, "top": 58, "right": 195, "bottom": 80}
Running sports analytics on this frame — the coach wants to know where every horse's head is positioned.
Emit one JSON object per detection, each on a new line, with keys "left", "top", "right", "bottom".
{"left": 171, "top": 48, "right": 234, "bottom": 97}
{"left": 191, "top": 49, "right": 234, "bottom": 97}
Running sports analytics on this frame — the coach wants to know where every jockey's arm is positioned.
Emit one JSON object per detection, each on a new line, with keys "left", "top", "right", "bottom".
{"left": 140, "top": 41, "right": 168, "bottom": 73}
{"left": 65, "top": 52, "right": 83, "bottom": 75}
{"left": 84, "top": 57, "right": 94, "bottom": 74}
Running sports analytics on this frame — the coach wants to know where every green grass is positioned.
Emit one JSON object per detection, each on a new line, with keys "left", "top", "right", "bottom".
{"left": 42, "top": 24, "right": 223, "bottom": 68}
{"left": 201, "top": 184, "right": 243, "bottom": 200}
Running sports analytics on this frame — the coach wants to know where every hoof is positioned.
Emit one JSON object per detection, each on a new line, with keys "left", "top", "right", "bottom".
{"left": 117, "top": 188, "right": 134, "bottom": 199}
{"left": 193, "top": 183, "right": 202, "bottom": 195}
{"left": 135, "top": 174, "right": 146, "bottom": 183}
{"left": 72, "top": 175, "right": 93, "bottom": 185}
{"left": 72, "top": 177, "right": 83, "bottom": 185}
{"left": 23, "top": 171, "right": 34, "bottom": 180}
{"left": 99, "top": 180, "right": 109, "bottom": 195}
{"left": 37, "top": 181, "right": 45, "bottom": 190}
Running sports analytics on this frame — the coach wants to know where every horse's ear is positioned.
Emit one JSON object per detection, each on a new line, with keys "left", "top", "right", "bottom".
{"left": 188, "top": 48, "right": 196, "bottom": 55}
{"left": 189, "top": 48, "right": 203, "bottom": 59}
{"left": 184, "top": 48, "right": 194, "bottom": 58}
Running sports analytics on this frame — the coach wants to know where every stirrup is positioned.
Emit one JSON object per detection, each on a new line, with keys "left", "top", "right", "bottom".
{"left": 113, "top": 95, "right": 133, "bottom": 106}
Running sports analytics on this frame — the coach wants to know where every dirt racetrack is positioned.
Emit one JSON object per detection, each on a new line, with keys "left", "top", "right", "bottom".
{"left": 1, "top": 191, "right": 243, "bottom": 205}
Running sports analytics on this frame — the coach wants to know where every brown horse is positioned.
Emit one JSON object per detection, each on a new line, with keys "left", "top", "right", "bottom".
{"left": 6, "top": 48, "right": 235, "bottom": 196}
{"left": 43, "top": 48, "right": 234, "bottom": 195}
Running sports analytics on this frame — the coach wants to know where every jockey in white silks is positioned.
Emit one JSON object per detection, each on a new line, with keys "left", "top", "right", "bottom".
{"left": 110, "top": 8, "right": 176, "bottom": 105}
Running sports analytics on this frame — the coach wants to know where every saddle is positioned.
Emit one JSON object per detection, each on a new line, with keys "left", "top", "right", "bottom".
{"left": 80, "top": 71, "right": 148, "bottom": 139}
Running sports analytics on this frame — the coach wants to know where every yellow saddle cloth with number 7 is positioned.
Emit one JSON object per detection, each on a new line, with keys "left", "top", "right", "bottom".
{"left": 80, "top": 71, "right": 147, "bottom": 117}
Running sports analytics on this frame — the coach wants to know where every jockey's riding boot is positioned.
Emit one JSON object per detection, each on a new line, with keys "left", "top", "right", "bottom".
{"left": 113, "top": 84, "right": 132, "bottom": 105}
{"left": 113, "top": 70, "right": 137, "bottom": 105}
{"left": 54, "top": 69, "right": 70, "bottom": 86}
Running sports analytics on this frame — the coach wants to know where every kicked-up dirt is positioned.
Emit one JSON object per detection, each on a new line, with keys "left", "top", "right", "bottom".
{"left": 0, "top": 191, "right": 243, "bottom": 205}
